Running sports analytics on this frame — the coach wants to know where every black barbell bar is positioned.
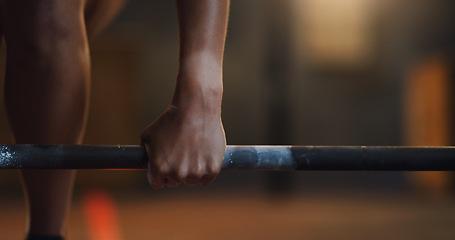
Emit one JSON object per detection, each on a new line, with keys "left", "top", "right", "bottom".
{"left": 1, "top": 145, "right": 455, "bottom": 170}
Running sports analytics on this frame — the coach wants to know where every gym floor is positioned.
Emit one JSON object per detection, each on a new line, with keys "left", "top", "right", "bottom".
{"left": 1, "top": 171, "right": 455, "bottom": 240}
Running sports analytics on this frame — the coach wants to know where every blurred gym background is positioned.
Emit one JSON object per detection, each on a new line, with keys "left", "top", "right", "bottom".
{"left": 1, "top": 0, "right": 455, "bottom": 239}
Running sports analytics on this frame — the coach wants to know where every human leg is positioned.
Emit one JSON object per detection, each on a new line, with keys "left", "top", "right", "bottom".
{"left": 1, "top": 0, "right": 89, "bottom": 236}
{"left": 0, "top": 0, "right": 127, "bottom": 237}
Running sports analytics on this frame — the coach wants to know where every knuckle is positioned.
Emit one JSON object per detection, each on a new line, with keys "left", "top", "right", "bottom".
{"left": 176, "top": 169, "right": 188, "bottom": 180}
{"left": 208, "top": 163, "right": 221, "bottom": 175}
{"left": 190, "top": 163, "right": 204, "bottom": 178}
{"left": 156, "top": 164, "right": 170, "bottom": 175}
{"left": 205, "top": 156, "right": 222, "bottom": 175}
{"left": 192, "top": 170, "right": 204, "bottom": 179}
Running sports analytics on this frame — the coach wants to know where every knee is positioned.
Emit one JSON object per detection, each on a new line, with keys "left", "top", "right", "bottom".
{"left": 3, "top": 0, "right": 86, "bottom": 55}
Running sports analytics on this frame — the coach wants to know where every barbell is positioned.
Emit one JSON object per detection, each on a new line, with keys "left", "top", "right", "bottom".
{"left": 1, "top": 144, "right": 455, "bottom": 170}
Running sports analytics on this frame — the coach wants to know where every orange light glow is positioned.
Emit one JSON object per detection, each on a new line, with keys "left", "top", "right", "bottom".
{"left": 83, "top": 191, "right": 124, "bottom": 240}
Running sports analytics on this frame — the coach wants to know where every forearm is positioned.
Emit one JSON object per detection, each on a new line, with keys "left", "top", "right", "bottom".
{"left": 142, "top": 1, "right": 229, "bottom": 189}
{"left": 173, "top": 0, "right": 229, "bottom": 112}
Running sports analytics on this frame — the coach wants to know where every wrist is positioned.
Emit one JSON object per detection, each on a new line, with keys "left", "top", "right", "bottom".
{"left": 178, "top": 50, "right": 223, "bottom": 76}
{"left": 171, "top": 87, "right": 222, "bottom": 118}
{"left": 173, "top": 52, "right": 223, "bottom": 116}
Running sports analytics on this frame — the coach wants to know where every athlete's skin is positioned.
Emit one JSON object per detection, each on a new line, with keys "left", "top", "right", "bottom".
{"left": 0, "top": 0, "right": 229, "bottom": 238}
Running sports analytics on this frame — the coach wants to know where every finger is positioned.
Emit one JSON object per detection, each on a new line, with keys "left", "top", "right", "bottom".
{"left": 199, "top": 158, "right": 222, "bottom": 186}
{"left": 147, "top": 171, "right": 165, "bottom": 189}
{"left": 200, "top": 174, "right": 216, "bottom": 186}
{"left": 160, "top": 167, "right": 186, "bottom": 188}
{"left": 164, "top": 177, "right": 181, "bottom": 188}
{"left": 144, "top": 145, "right": 166, "bottom": 189}
{"left": 184, "top": 163, "right": 205, "bottom": 186}
{"left": 183, "top": 176, "right": 200, "bottom": 186}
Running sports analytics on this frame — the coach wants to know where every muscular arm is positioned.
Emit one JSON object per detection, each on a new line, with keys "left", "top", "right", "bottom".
{"left": 141, "top": 0, "right": 230, "bottom": 189}
{"left": 173, "top": 0, "right": 228, "bottom": 115}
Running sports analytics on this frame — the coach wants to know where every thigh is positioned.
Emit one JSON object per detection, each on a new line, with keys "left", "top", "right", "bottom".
{"left": 84, "top": 0, "right": 128, "bottom": 41}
